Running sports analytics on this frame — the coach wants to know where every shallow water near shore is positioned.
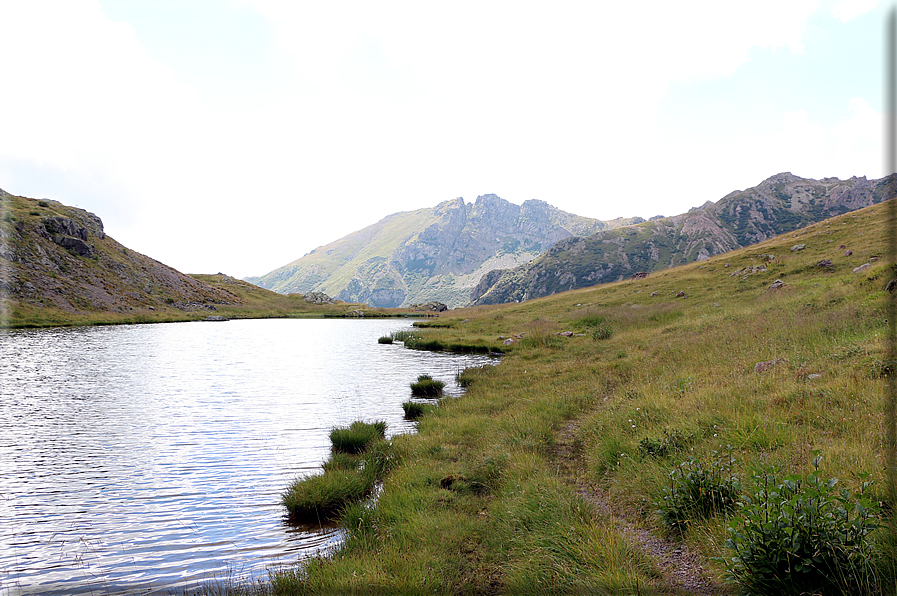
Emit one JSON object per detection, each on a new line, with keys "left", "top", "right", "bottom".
{"left": 0, "top": 318, "right": 495, "bottom": 595}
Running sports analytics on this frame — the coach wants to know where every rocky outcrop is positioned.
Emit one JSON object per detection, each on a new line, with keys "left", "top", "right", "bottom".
{"left": 303, "top": 292, "right": 337, "bottom": 305}
{"left": 469, "top": 173, "right": 897, "bottom": 305}
{"left": 1, "top": 190, "right": 240, "bottom": 316}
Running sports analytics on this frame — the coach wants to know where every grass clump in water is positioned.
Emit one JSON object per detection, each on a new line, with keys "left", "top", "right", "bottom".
{"left": 283, "top": 422, "right": 395, "bottom": 523}
{"left": 329, "top": 420, "right": 386, "bottom": 454}
{"left": 410, "top": 374, "right": 445, "bottom": 397}
{"left": 282, "top": 469, "right": 373, "bottom": 523}
{"left": 401, "top": 400, "right": 435, "bottom": 420}
{"left": 377, "top": 335, "right": 393, "bottom": 344}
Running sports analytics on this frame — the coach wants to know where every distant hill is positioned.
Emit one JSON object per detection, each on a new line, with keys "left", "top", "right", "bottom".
{"left": 246, "top": 195, "right": 644, "bottom": 309}
{"left": 468, "top": 173, "right": 896, "bottom": 305}
{"left": 0, "top": 188, "right": 245, "bottom": 323}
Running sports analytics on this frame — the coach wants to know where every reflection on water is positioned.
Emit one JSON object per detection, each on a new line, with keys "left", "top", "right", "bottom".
{"left": 0, "top": 319, "right": 496, "bottom": 595}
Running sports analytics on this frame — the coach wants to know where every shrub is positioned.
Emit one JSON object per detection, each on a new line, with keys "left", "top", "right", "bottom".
{"left": 377, "top": 335, "right": 393, "bottom": 344}
{"left": 725, "top": 455, "right": 880, "bottom": 595}
{"left": 638, "top": 428, "right": 689, "bottom": 458}
{"left": 591, "top": 324, "right": 614, "bottom": 340}
{"left": 401, "top": 400, "right": 434, "bottom": 419}
{"left": 329, "top": 420, "right": 387, "bottom": 454}
{"left": 410, "top": 374, "right": 445, "bottom": 397}
{"left": 656, "top": 450, "right": 741, "bottom": 533}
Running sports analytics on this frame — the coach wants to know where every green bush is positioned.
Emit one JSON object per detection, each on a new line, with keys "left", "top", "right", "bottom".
{"left": 591, "top": 324, "right": 614, "bottom": 340}
{"left": 410, "top": 374, "right": 445, "bottom": 397}
{"left": 329, "top": 420, "right": 387, "bottom": 454}
{"left": 401, "top": 400, "right": 435, "bottom": 419}
{"left": 656, "top": 450, "right": 741, "bottom": 533}
{"left": 725, "top": 455, "right": 880, "bottom": 595}
{"left": 638, "top": 428, "right": 689, "bottom": 458}
{"left": 377, "top": 335, "right": 394, "bottom": 344}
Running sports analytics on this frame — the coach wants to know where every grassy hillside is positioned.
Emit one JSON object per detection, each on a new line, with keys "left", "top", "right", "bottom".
{"left": 257, "top": 200, "right": 895, "bottom": 594}
{"left": 0, "top": 190, "right": 411, "bottom": 328}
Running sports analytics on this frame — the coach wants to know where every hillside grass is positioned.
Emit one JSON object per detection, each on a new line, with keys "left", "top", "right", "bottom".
{"left": 260, "top": 201, "right": 896, "bottom": 594}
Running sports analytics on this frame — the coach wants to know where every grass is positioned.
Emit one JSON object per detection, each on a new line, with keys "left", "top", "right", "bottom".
{"left": 328, "top": 420, "right": 386, "bottom": 454}
{"left": 409, "top": 374, "right": 445, "bottom": 397}
{"left": 401, "top": 400, "right": 435, "bottom": 419}
{"left": 282, "top": 421, "right": 393, "bottom": 523}
{"left": 260, "top": 201, "right": 896, "bottom": 594}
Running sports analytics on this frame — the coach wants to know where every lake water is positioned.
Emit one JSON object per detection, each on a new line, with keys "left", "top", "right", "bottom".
{"left": 0, "top": 318, "right": 496, "bottom": 595}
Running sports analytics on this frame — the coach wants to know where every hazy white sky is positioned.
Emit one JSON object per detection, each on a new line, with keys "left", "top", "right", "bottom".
{"left": 0, "top": 0, "right": 886, "bottom": 278}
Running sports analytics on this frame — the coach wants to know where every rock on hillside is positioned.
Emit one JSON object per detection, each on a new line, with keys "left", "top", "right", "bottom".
{"left": 246, "top": 195, "right": 643, "bottom": 309}
{"left": 469, "top": 173, "right": 896, "bottom": 305}
{"left": 0, "top": 188, "right": 241, "bottom": 317}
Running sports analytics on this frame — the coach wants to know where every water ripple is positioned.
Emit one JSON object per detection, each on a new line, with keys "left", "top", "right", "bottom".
{"left": 0, "top": 319, "right": 495, "bottom": 595}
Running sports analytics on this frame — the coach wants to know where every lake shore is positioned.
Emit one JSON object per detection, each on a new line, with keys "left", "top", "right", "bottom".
{"left": 257, "top": 203, "right": 894, "bottom": 594}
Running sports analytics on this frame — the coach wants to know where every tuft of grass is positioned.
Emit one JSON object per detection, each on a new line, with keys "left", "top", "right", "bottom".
{"left": 281, "top": 469, "right": 374, "bottom": 523}
{"left": 402, "top": 400, "right": 435, "bottom": 420}
{"left": 410, "top": 374, "right": 445, "bottom": 397}
{"left": 377, "top": 335, "right": 393, "bottom": 344}
{"left": 282, "top": 436, "right": 396, "bottom": 524}
{"left": 329, "top": 420, "right": 387, "bottom": 454}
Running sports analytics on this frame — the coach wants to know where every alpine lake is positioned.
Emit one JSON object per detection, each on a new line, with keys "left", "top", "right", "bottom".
{"left": 0, "top": 318, "right": 497, "bottom": 595}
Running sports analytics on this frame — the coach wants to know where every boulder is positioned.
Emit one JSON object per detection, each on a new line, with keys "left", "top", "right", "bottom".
{"left": 791, "top": 244, "right": 806, "bottom": 252}
{"left": 853, "top": 263, "right": 871, "bottom": 274}
{"left": 768, "top": 279, "right": 785, "bottom": 290}
{"left": 53, "top": 235, "right": 94, "bottom": 257}
{"left": 754, "top": 358, "right": 785, "bottom": 373}
{"left": 411, "top": 301, "right": 448, "bottom": 312}
{"left": 815, "top": 259, "right": 833, "bottom": 268}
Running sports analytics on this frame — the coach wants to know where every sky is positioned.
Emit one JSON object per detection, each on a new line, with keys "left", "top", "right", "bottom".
{"left": 0, "top": 0, "right": 888, "bottom": 279}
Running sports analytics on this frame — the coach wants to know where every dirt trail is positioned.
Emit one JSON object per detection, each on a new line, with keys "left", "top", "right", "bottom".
{"left": 551, "top": 421, "right": 728, "bottom": 596}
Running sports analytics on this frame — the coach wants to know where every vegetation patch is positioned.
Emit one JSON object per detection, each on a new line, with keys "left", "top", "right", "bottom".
{"left": 401, "top": 400, "right": 435, "bottom": 420}
{"left": 410, "top": 374, "right": 445, "bottom": 397}
{"left": 726, "top": 455, "right": 881, "bottom": 595}
{"left": 283, "top": 422, "right": 395, "bottom": 523}
{"left": 655, "top": 450, "right": 741, "bottom": 533}
{"left": 329, "top": 420, "right": 387, "bottom": 454}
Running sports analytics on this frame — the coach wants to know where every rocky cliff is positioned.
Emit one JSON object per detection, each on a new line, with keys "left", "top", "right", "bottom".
{"left": 468, "top": 173, "right": 896, "bottom": 305}
{"left": 0, "top": 188, "right": 241, "bottom": 319}
{"left": 246, "top": 195, "right": 643, "bottom": 308}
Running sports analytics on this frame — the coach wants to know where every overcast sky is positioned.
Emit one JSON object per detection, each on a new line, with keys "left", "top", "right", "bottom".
{"left": 0, "top": 0, "right": 886, "bottom": 278}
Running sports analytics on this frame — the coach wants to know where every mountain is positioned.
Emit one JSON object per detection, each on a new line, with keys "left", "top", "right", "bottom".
{"left": 246, "top": 195, "right": 644, "bottom": 309}
{"left": 468, "top": 172, "right": 896, "bottom": 305}
{"left": 0, "top": 188, "right": 244, "bottom": 322}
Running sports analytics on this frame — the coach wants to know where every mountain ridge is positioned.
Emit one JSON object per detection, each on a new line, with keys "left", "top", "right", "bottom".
{"left": 468, "top": 172, "right": 895, "bottom": 305}
{"left": 246, "top": 194, "right": 644, "bottom": 308}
